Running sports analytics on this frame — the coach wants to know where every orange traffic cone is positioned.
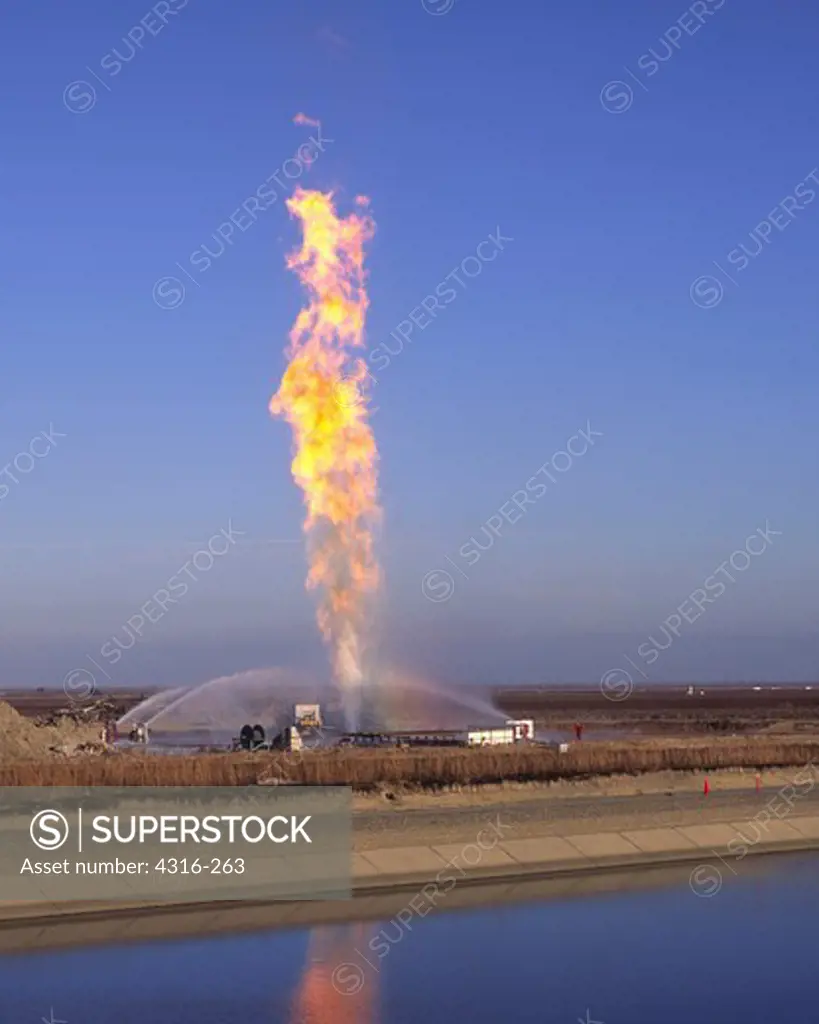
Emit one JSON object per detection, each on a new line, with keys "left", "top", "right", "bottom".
{"left": 703, "top": 777, "right": 710, "bottom": 796}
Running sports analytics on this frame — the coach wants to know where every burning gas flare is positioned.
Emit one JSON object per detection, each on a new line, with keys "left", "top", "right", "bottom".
{"left": 270, "top": 185, "right": 379, "bottom": 730}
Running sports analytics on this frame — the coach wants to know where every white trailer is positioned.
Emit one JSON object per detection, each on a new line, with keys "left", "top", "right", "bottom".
{"left": 467, "top": 719, "right": 535, "bottom": 747}
{"left": 468, "top": 726, "right": 515, "bottom": 747}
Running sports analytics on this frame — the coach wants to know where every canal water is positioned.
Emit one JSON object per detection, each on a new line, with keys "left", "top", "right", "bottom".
{"left": 1, "top": 853, "right": 816, "bottom": 1023}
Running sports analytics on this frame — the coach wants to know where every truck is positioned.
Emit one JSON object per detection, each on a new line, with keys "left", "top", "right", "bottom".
{"left": 294, "top": 704, "right": 322, "bottom": 729}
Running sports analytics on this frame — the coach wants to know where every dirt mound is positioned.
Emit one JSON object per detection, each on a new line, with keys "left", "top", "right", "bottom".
{"left": 0, "top": 701, "right": 99, "bottom": 760}
{"left": 0, "top": 701, "right": 40, "bottom": 757}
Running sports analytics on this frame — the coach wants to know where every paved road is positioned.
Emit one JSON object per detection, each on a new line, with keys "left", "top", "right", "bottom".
{"left": 353, "top": 785, "right": 819, "bottom": 849}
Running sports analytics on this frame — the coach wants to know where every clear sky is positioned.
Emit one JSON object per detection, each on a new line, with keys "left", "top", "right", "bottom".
{"left": 1, "top": 0, "right": 818, "bottom": 691}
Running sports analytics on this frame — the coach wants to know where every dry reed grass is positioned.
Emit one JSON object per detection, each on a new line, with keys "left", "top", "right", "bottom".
{"left": 2, "top": 738, "right": 818, "bottom": 789}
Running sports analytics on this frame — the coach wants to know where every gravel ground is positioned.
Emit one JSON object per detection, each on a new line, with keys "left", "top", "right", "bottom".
{"left": 352, "top": 767, "right": 819, "bottom": 850}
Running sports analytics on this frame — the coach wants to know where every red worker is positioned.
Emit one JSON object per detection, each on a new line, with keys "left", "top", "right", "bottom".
{"left": 574, "top": 722, "right": 584, "bottom": 742}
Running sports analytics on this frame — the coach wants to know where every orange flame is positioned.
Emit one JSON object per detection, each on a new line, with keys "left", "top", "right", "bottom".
{"left": 270, "top": 187, "right": 379, "bottom": 728}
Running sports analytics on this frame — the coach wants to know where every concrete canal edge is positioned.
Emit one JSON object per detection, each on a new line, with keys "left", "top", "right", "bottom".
{"left": 1, "top": 814, "right": 819, "bottom": 942}
{"left": 351, "top": 815, "right": 819, "bottom": 893}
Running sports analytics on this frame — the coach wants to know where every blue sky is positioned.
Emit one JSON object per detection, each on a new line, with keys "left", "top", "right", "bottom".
{"left": 1, "top": 0, "right": 818, "bottom": 691}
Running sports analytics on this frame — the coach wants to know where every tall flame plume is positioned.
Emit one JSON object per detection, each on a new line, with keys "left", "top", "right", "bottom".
{"left": 270, "top": 187, "right": 379, "bottom": 730}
